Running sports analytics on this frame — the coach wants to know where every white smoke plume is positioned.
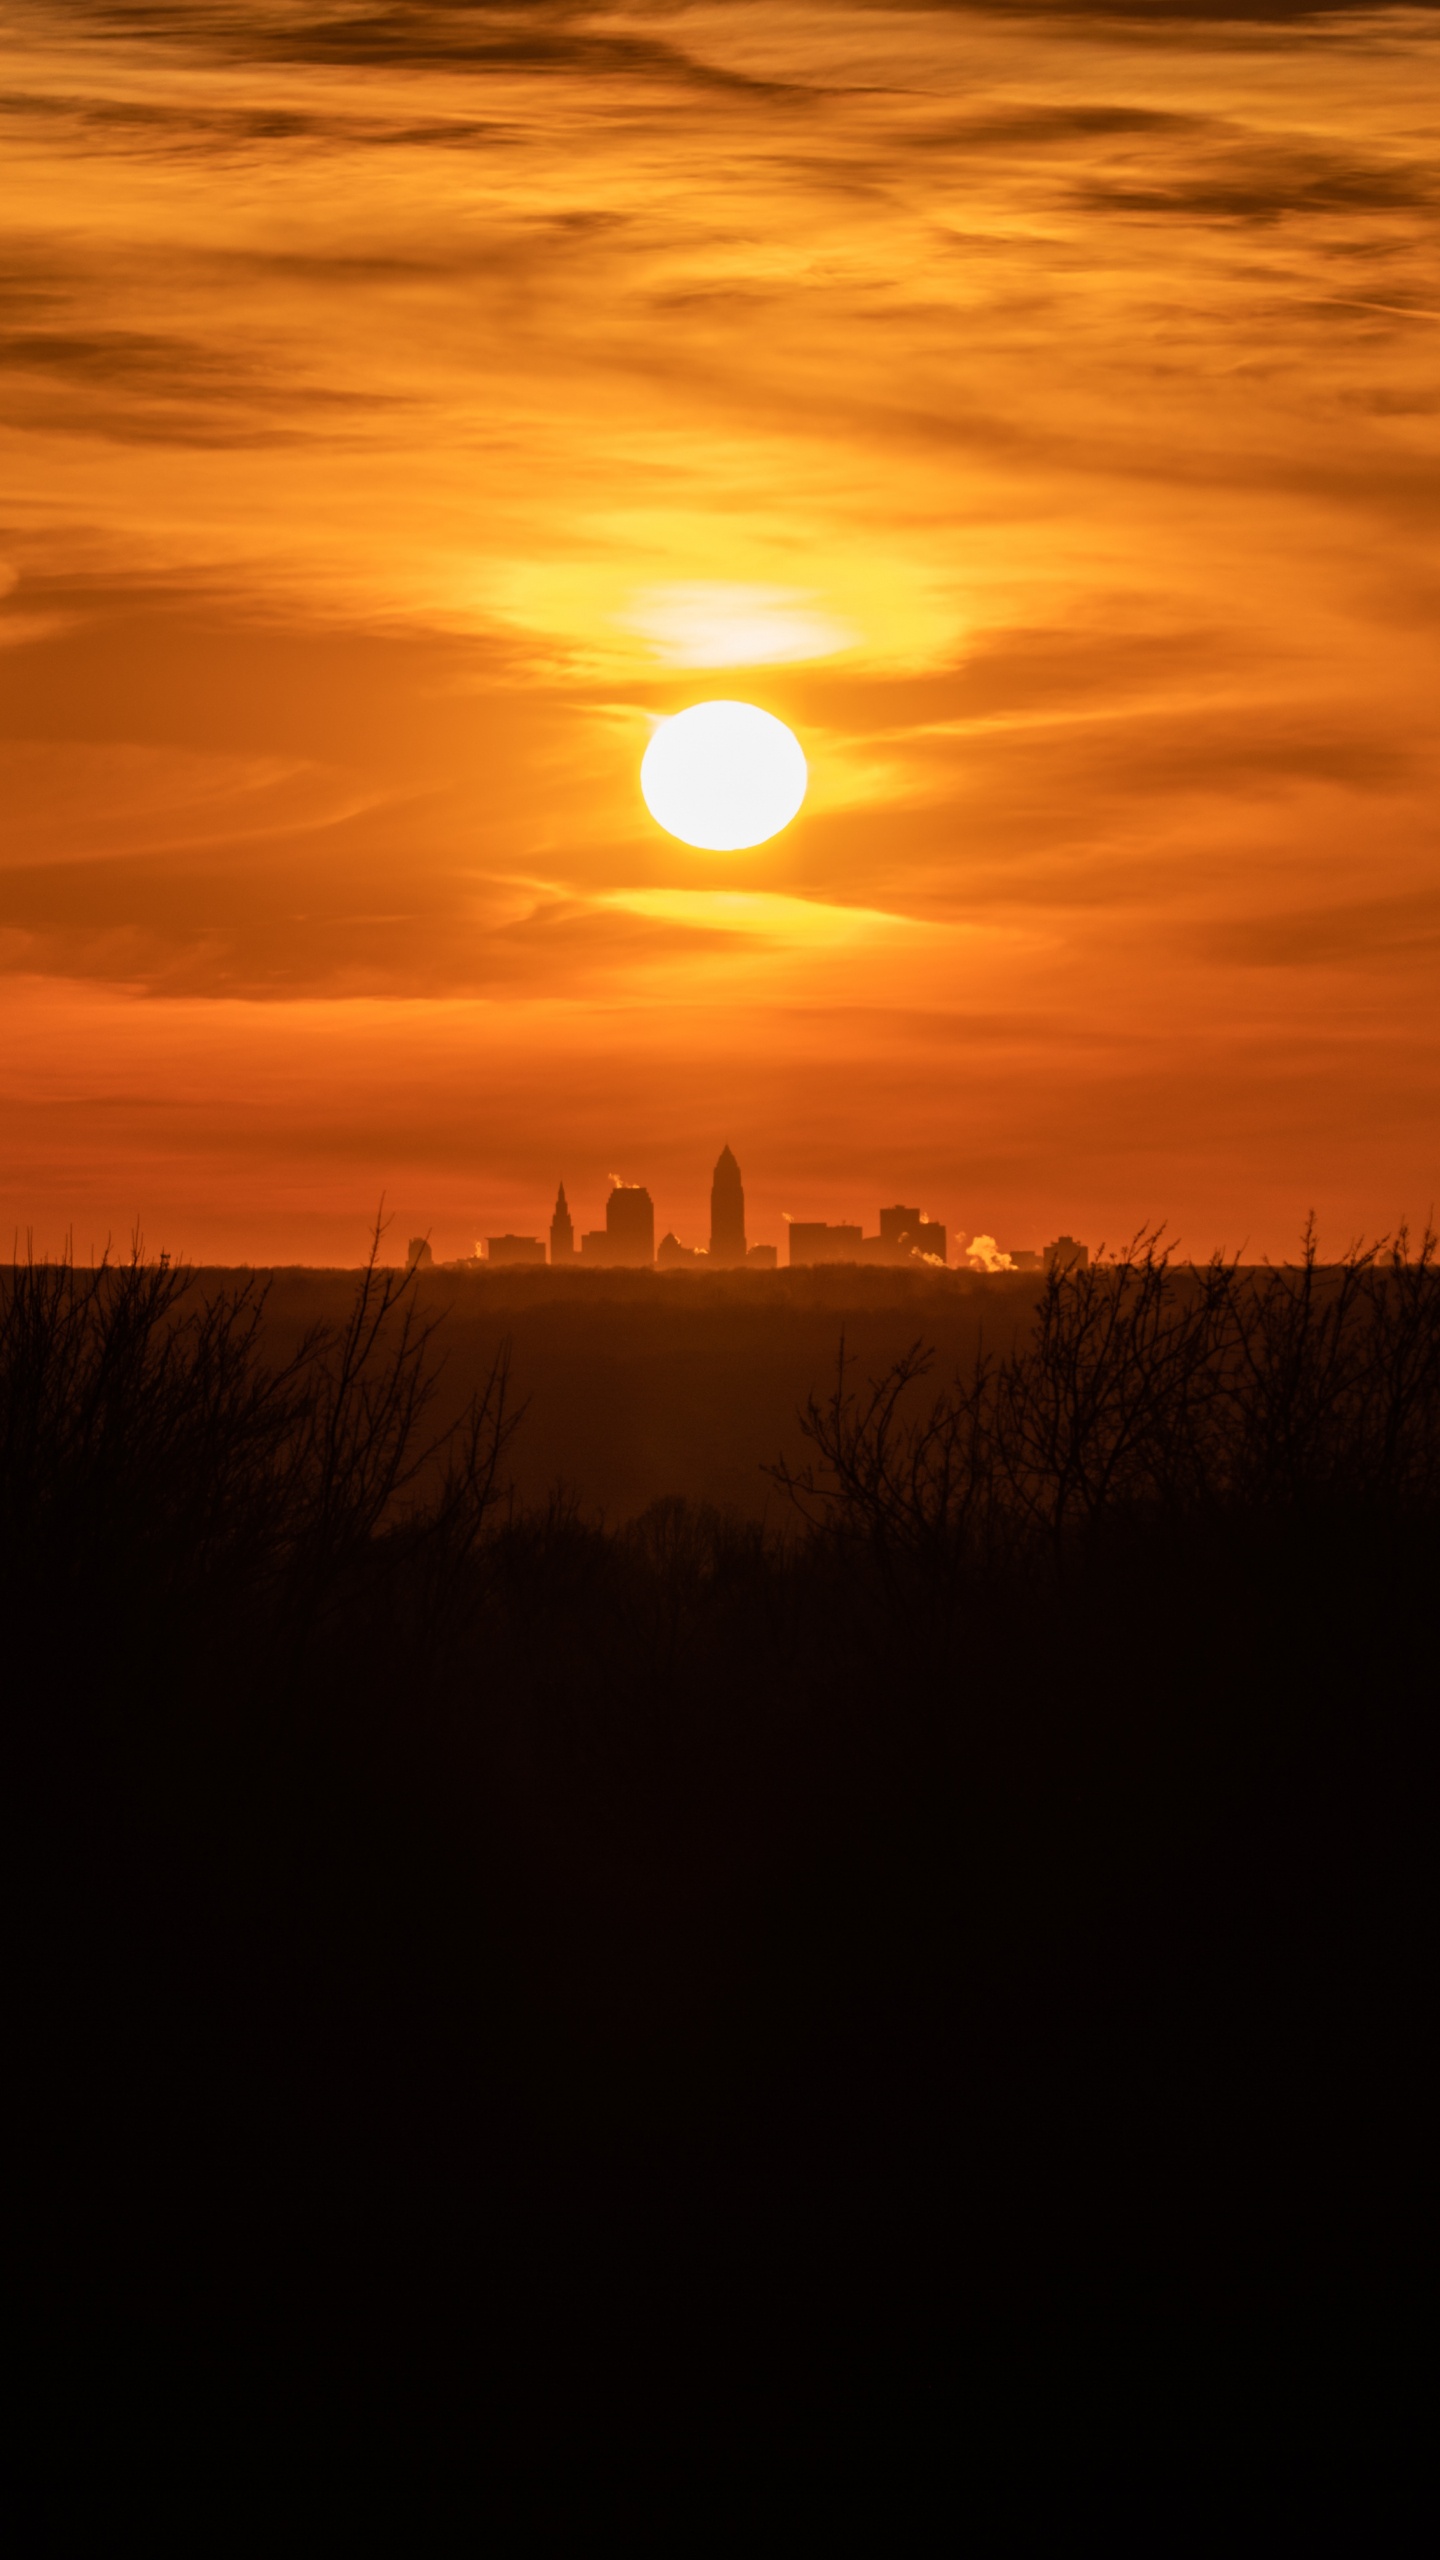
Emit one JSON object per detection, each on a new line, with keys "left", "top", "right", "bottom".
{"left": 965, "top": 1234, "right": 1014, "bottom": 1273}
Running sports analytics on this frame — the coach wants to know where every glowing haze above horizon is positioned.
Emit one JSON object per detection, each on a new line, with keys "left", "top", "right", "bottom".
{"left": 2, "top": 0, "right": 1437, "bottom": 1265}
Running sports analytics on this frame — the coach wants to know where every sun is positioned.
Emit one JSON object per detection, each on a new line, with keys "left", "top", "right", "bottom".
{"left": 640, "top": 701, "right": 808, "bottom": 852}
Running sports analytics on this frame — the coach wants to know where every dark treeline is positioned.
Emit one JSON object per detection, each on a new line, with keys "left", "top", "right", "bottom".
{"left": 186, "top": 1255, "right": 1044, "bottom": 1526}
{"left": 8, "top": 1231, "right": 1433, "bottom": 2515}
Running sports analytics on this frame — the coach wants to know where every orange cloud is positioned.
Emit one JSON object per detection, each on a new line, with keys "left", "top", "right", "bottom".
{"left": 2, "top": 0, "right": 1437, "bottom": 1259}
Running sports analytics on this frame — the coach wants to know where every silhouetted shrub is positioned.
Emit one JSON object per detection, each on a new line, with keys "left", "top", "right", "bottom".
{"left": 0, "top": 1226, "right": 517, "bottom": 1680}
{"left": 768, "top": 1225, "right": 1440, "bottom": 1591}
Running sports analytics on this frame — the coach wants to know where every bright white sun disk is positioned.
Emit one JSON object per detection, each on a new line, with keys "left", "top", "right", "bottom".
{"left": 640, "top": 701, "right": 807, "bottom": 852}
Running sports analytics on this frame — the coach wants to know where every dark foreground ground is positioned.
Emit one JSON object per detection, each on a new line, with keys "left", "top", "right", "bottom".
{"left": 7, "top": 1249, "right": 1433, "bottom": 2526}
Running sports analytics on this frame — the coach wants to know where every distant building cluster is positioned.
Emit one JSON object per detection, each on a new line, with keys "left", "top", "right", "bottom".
{"left": 458, "top": 1148, "right": 771, "bottom": 1272}
{"left": 432, "top": 1150, "right": 1087, "bottom": 1274}
{"left": 1023, "top": 1236, "right": 1091, "bottom": 1274}
{"left": 788, "top": 1204, "right": 947, "bottom": 1267}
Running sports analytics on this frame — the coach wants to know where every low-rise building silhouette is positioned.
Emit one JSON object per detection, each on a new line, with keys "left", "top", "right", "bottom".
{"left": 788, "top": 1220, "right": 864, "bottom": 1267}
{"left": 406, "top": 1238, "right": 433, "bottom": 1270}
{"left": 1044, "top": 1235, "right": 1089, "bottom": 1271}
{"left": 486, "top": 1235, "right": 546, "bottom": 1266}
{"left": 788, "top": 1208, "right": 947, "bottom": 1268}
{"left": 878, "top": 1205, "right": 947, "bottom": 1264}
{"left": 657, "top": 1230, "right": 704, "bottom": 1268}
{"left": 745, "top": 1243, "right": 777, "bottom": 1268}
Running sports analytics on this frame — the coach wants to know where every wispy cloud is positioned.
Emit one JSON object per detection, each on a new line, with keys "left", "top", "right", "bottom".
{"left": 1, "top": 0, "right": 1437, "bottom": 1254}
{"left": 597, "top": 886, "right": 930, "bottom": 947}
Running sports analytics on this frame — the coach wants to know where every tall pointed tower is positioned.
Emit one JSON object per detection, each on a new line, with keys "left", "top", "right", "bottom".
{"left": 549, "top": 1181, "right": 575, "bottom": 1264}
{"left": 709, "top": 1145, "right": 747, "bottom": 1266}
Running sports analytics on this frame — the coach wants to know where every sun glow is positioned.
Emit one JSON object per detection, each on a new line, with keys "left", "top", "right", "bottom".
{"left": 640, "top": 701, "right": 808, "bottom": 852}
{"left": 622, "top": 584, "right": 856, "bottom": 669}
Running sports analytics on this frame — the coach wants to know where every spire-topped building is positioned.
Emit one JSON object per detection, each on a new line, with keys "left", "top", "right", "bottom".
{"left": 709, "top": 1145, "right": 747, "bottom": 1267}
{"left": 549, "top": 1180, "right": 574, "bottom": 1264}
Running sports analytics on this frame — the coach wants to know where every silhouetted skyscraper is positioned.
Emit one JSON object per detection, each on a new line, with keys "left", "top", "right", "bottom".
{"left": 606, "top": 1182, "right": 655, "bottom": 1267}
{"left": 709, "top": 1145, "right": 747, "bottom": 1267}
{"left": 550, "top": 1181, "right": 574, "bottom": 1264}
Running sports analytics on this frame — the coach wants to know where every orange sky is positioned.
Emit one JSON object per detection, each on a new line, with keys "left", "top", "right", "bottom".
{"left": 3, "top": 0, "right": 1438, "bottom": 1262}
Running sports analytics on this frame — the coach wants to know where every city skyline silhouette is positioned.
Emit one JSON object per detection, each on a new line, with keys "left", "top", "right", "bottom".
{"left": 464, "top": 1146, "right": 1088, "bottom": 1274}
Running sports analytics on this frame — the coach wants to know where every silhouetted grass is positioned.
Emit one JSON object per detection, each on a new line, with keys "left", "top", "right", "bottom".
{"left": 8, "top": 1227, "right": 1433, "bottom": 2507}
{"left": 1, "top": 1224, "right": 517, "bottom": 1683}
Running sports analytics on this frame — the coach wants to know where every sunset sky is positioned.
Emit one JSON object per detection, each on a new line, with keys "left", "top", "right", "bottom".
{"left": 3, "top": 0, "right": 1437, "bottom": 1262}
